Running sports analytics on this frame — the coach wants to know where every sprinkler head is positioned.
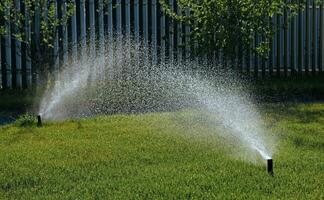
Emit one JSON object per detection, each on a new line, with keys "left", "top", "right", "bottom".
{"left": 37, "top": 115, "right": 42, "bottom": 127}
{"left": 267, "top": 159, "right": 273, "bottom": 176}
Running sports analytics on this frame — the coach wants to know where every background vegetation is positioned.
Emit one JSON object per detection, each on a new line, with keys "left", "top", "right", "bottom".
{"left": 160, "top": 0, "right": 304, "bottom": 59}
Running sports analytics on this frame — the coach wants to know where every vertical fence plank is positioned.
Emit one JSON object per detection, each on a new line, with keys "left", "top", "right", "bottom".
{"left": 269, "top": 16, "right": 275, "bottom": 77}
{"left": 0, "top": 32, "right": 1, "bottom": 87}
{"left": 98, "top": 0, "right": 105, "bottom": 53}
{"left": 25, "top": 3, "right": 32, "bottom": 87}
{"left": 0, "top": 36, "right": 2, "bottom": 88}
{"left": 134, "top": 0, "right": 140, "bottom": 69}
{"left": 305, "top": 0, "right": 310, "bottom": 75}
{"left": 312, "top": 0, "right": 316, "bottom": 75}
{"left": 33, "top": 0, "right": 40, "bottom": 87}
{"left": 107, "top": 0, "right": 113, "bottom": 36}
{"left": 177, "top": 6, "right": 183, "bottom": 63}
{"left": 80, "top": 0, "right": 87, "bottom": 58}
{"left": 98, "top": 0, "right": 105, "bottom": 79}
{"left": 5, "top": 3, "right": 12, "bottom": 89}
{"left": 53, "top": 1, "right": 59, "bottom": 80}
{"left": 143, "top": 0, "right": 149, "bottom": 65}
{"left": 116, "top": 0, "right": 122, "bottom": 33}
{"left": 298, "top": 0, "right": 303, "bottom": 75}
{"left": 62, "top": 0, "right": 68, "bottom": 65}
{"left": 125, "top": 0, "right": 131, "bottom": 68}
{"left": 320, "top": 1, "right": 324, "bottom": 72}
{"left": 15, "top": 0, "right": 22, "bottom": 88}
{"left": 185, "top": 8, "right": 190, "bottom": 62}
{"left": 284, "top": 3, "right": 288, "bottom": 77}
{"left": 89, "top": 0, "right": 96, "bottom": 57}
{"left": 71, "top": 0, "right": 78, "bottom": 61}
{"left": 134, "top": 0, "right": 140, "bottom": 44}
{"left": 143, "top": 0, "right": 148, "bottom": 46}
{"left": 151, "top": 0, "right": 158, "bottom": 64}
{"left": 254, "top": 34, "right": 258, "bottom": 78}
{"left": 125, "top": 0, "right": 131, "bottom": 36}
{"left": 246, "top": 44, "right": 251, "bottom": 74}
{"left": 276, "top": 14, "right": 281, "bottom": 77}
{"left": 169, "top": 0, "right": 174, "bottom": 64}
{"left": 160, "top": 2, "right": 166, "bottom": 62}
{"left": 261, "top": 36, "right": 266, "bottom": 78}
{"left": 291, "top": 1, "right": 296, "bottom": 76}
{"left": 107, "top": 0, "right": 114, "bottom": 80}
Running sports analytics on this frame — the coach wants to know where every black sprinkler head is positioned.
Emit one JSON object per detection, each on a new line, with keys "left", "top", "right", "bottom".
{"left": 37, "top": 115, "right": 42, "bottom": 127}
{"left": 267, "top": 159, "right": 273, "bottom": 176}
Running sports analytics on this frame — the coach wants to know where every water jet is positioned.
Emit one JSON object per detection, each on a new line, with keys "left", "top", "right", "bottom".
{"left": 267, "top": 159, "right": 273, "bottom": 175}
{"left": 37, "top": 115, "right": 42, "bottom": 127}
{"left": 38, "top": 36, "right": 276, "bottom": 164}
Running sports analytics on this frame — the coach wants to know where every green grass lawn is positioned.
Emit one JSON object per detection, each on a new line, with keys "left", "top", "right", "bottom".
{"left": 0, "top": 103, "right": 323, "bottom": 199}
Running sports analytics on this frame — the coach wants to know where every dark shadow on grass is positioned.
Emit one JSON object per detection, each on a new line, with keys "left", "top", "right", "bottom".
{"left": 292, "top": 137, "right": 324, "bottom": 151}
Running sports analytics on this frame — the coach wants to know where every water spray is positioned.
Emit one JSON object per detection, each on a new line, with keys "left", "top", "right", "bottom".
{"left": 267, "top": 159, "right": 273, "bottom": 175}
{"left": 38, "top": 36, "right": 275, "bottom": 165}
{"left": 37, "top": 115, "right": 42, "bottom": 127}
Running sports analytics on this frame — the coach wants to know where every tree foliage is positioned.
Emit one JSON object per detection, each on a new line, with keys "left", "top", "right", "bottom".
{"left": 0, "top": 0, "right": 75, "bottom": 72}
{"left": 159, "top": 0, "right": 304, "bottom": 60}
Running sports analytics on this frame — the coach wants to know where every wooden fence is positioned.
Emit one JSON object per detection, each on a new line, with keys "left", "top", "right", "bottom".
{"left": 0, "top": 0, "right": 324, "bottom": 89}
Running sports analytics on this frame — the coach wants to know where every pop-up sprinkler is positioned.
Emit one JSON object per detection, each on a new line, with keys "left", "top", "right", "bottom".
{"left": 37, "top": 115, "right": 42, "bottom": 127}
{"left": 267, "top": 159, "right": 273, "bottom": 176}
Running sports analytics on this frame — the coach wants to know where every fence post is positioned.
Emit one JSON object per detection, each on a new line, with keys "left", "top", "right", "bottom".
{"left": 185, "top": 8, "right": 191, "bottom": 63}
{"left": 305, "top": 0, "right": 310, "bottom": 75}
{"left": 254, "top": 34, "right": 259, "bottom": 78}
{"left": 24, "top": 2, "right": 32, "bottom": 88}
{"left": 269, "top": 16, "right": 274, "bottom": 77}
{"left": 134, "top": 0, "right": 140, "bottom": 68}
{"left": 276, "top": 13, "right": 281, "bottom": 77}
{"left": 89, "top": 0, "right": 96, "bottom": 58}
{"left": 71, "top": 0, "right": 78, "bottom": 62}
{"left": 177, "top": 6, "right": 183, "bottom": 63}
{"left": 152, "top": 0, "right": 158, "bottom": 64}
{"left": 80, "top": 0, "right": 87, "bottom": 59}
{"left": 298, "top": 0, "right": 303, "bottom": 75}
{"left": 291, "top": 1, "right": 296, "bottom": 76}
{"left": 160, "top": 2, "right": 166, "bottom": 63}
{"left": 98, "top": 0, "right": 105, "bottom": 53}
{"left": 98, "top": 0, "right": 105, "bottom": 80}
{"left": 284, "top": 2, "right": 288, "bottom": 77}
{"left": 125, "top": 0, "right": 131, "bottom": 64}
{"left": 143, "top": 0, "right": 148, "bottom": 46}
{"left": 0, "top": 36, "right": 2, "bottom": 88}
{"left": 143, "top": 0, "right": 149, "bottom": 65}
{"left": 125, "top": 0, "right": 131, "bottom": 36}
{"left": 134, "top": 0, "right": 140, "bottom": 44}
{"left": 320, "top": 1, "right": 324, "bottom": 72}
{"left": 53, "top": 1, "right": 59, "bottom": 81}
{"left": 15, "top": 0, "right": 22, "bottom": 88}
{"left": 5, "top": 2, "right": 12, "bottom": 89}
{"left": 116, "top": 0, "right": 122, "bottom": 34}
{"left": 312, "top": 0, "right": 316, "bottom": 75}
{"left": 169, "top": 0, "right": 174, "bottom": 64}
{"left": 62, "top": 0, "right": 69, "bottom": 65}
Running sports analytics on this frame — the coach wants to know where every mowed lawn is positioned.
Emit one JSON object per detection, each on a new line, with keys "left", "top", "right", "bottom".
{"left": 0, "top": 103, "right": 323, "bottom": 199}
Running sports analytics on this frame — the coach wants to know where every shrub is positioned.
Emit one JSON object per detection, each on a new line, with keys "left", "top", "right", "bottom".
{"left": 15, "top": 114, "right": 36, "bottom": 127}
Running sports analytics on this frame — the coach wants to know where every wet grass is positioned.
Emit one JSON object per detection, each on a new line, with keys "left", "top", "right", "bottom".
{"left": 0, "top": 103, "right": 323, "bottom": 199}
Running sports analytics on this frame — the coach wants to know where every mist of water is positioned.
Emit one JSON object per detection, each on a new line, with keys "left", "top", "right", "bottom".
{"left": 39, "top": 36, "right": 275, "bottom": 162}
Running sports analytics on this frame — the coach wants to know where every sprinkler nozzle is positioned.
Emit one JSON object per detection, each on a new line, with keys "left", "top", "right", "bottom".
{"left": 37, "top": 115, "right": 42, "bottom": 127}
{"left": 267, "top": 159, "right": 273, "bottom": 176}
